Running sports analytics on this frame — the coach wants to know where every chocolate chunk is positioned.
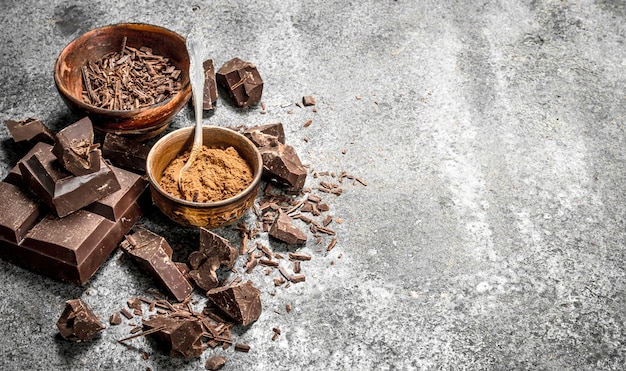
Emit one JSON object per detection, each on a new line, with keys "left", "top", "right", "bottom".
{"left": 4, "top": 142, "right": 53, "bottom": 187}
{"left": 203, "top": 59, "right": 218, "bottom": 110}
{"left": 84, "top": 166, "right": 148, "bottom": 221}
{"left": 302, "top": 95, "right": 316, "bottom": 106}
{"left": 121, "top": 229, "right": 193, "bottom": 302}
{"left": 110, "top": 312, "right": 122, "bottom": 325}
{"left": 199, "top": 227, "right": 238, "bottom": 269}
{"left": 269, "top": 210, "right": 307, "bottom": 245}
{"left": 0, "top": 182, "right": 42, "bottom": 243}
{"left": 102, "top": 133, "right": 151, "bottom": 173}
{"left": 188, "top": 255, "right": 220, "bottom": 291}
{"left": 19, "top": 146, "right": 121, "bottom": 217}
{"left": 259, "top": 144, "right": 307, "bottom": 190}
{"left": 4, "top": 117, "right": 54, "bottom": 144}
{"left": 206, "top": 281, "right": 262, "bottom": 326}
{"left": 142, "top": 316, "right": 204, "bottom": 358}
{"left": 205, "top": 355, "right": 227, "bottom": 370}
{"left": 234, "top": 343, "right": 250, "bottom": 353}
{"left": 216, "top": 58, "right": 263, "bottom": 108}
{"left": 188, "top": 250, "right": 207, "bottom": 270}
{"left": 52, "top": 117, "right": 101, "bottom": 176}
{"left": 243, "top": 123, "right": 285, "bottom": 146}
{"left": 0, "top": 163, "right": 146, "bottom": 285}
{"left": 56, "top": 299, "right": 105, "bottom": 341}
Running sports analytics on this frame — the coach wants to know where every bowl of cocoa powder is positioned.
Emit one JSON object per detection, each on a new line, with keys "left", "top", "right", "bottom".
{"left": 54, "top": 23, "right": 191, "bottom": 140}
{"left": 146, "top": 126, "right": 263, "bottom": 229}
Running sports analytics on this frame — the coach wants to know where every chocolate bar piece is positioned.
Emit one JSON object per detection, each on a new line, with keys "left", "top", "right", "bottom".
{"left": 199, "top": 227, "right": 238, "bottom": 269}
{"left": 19, "top": 146, "right": 121, "bottom": 217}
{"left": 203, "top": 59, "right": 218, "bottom": 110}
{"left": 0, "top": 182, "right": 42, "bottom": 243}
{"left": 0, "top": 163, "right": 147, "bottom": 284}
{"left": 216, "top": 58, "right": 263, "bottom": 108}
{"left": 302, "top": 95, "right": 316, "bottom": 106}
{"left": 269, "top": 210, "right": 307, "bottom": 245}
{"left": 259, "top": 143, "right": 307, "bottom": 190}
{"left": 85, "top": 166, "right": 148, "bottom": 221}
{"left": 52, "top": 117, "right": 101, "bottom": 176}
{"left": 243, "top": 123, "right": 286, "bottom": 147}
{"left": 56, "top": 299, "right": 105, "bottom": 341}
{"left": 4, "top": 117, "right": 54, "bottom": 144}
{"left": 142, "top": 316, "right": 204, "bottom": 358}
{"left": 205, "top": 355, "right": 227, "bottom": 370}
{"left": 102, "top": 133, "right": 151, "bottom": 173}
{"left": 188, "top": 255, "right": 219, "bottom": 291}
{"left": 206, "top": 281, "right": 262, "bottom": 326}
{"left": 4, "top": 142, "right": 54, "bottom": 187}
{"left": 120, "top": 229, "right": 193, "bottom": 302}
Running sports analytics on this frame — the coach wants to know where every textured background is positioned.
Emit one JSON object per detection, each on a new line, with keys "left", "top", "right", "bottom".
{"left": 1, "top": 0, "right": 626, "bottom": 370}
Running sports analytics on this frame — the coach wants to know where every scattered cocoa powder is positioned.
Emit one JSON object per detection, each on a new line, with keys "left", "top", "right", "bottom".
{"left": 159, "top": 146, "right": 253, "bottom": 202}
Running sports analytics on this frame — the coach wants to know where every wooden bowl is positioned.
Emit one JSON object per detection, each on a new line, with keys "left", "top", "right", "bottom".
{"left": 54, "top": 23, "right": 191, "bottom": 139}
{"left": 146, "top": 126, "right": 263, "bottom": 229}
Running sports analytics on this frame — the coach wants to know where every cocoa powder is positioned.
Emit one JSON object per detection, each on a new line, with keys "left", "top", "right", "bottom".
{"left": 159, "top": 146, "right": 253, "bottom": 202}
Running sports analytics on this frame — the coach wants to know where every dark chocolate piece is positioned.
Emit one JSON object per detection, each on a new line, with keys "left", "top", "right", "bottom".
{"left": 199, "top": 227, "right": 238, "bottom": 269}
{"left": 84, "top": 166, "right": 148, "bottom": 221}
{"left": 120, "top": 229, "right": 193, "bottom": 302}
{"left": 56, "top": 299, "right": 105, "bottom": 341}
{"left": 52, "top": 117, "right": 101, "bottom": 176}
{"left": 206, "top": 281, "right": 262, "bottom": 326}
{"left": 188, "top": 255, "right": 220, "bottom": 291}
{"left": 142, "top": 316, "right": 204, "bottom": 358}
{"left": 216, "top": 58, "right": 263, "bottom": 108}
{"left": 205, "top": 355, "right": 227, "bottom": 370}
{"left": 102, "top": 133, "right": 151, "bottom": 173}
{"left": 234, "top": 343, "right": 250, "bottom": 352}
{"left": 19, "top": 147, "right": 121, "bottom": 217}
{"left": 4, "top": 117, "right": 54, "bottom": 144}
{"left": 4, "top": 142, "right": 53, "bottom": 187}
{"left": 110, "top": 312, "right": 123, "bottom": 325}
{"left": 259, "top": 143, "right": 307, "bottom": 190}
{"left": 269, "top": 210, "right": 307, "bottom": 245}
{"left": 0, "top": 182, "right": 42, "bottom": 243}
{"left": 302, "top": 96, "right": 316, "bottom": 106}
{"left": 243, "top": 123, "right": 285, "bottom": 147}
{"left": 203, "top": 59, "right": 218, "bottom": 110}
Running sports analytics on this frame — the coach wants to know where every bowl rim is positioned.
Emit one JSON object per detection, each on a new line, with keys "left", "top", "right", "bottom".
{"left": 146, "top": 125, "right": 264, "bottom": 208}
{"left": 53, "top": 22, "right": 190, "bottom": 115}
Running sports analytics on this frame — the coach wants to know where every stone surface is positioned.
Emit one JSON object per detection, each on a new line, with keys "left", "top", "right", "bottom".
{"left": 1, "top": 1, "right": 626, "bottom": 370}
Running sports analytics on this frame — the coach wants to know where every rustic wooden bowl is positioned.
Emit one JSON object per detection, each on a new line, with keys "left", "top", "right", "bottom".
{"left": 146, "top": 126, "right": 263, "bottom": 229}
{"left": 54, "top": 23, "right": 191, "bottom": 139}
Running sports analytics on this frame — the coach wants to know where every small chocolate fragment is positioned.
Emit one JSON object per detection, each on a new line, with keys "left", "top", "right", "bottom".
{"left": 4, "top": 142, "right": 54, "bottom": 186}
{"left": 206, "top": 281, "right": 262, "bottom": 326}
{"left": 142, "top": 316, "right": 204, "bottom": 358}
{"left": 234, "top": 343, "right": 250, "bottom": 353}
{"left": 243, "top": 123, "right": 285, "bottom": 146}
{"left": 4, "top": 117, "right": 54, "bottom": 144}
{"left": 188, "top": 255, "right": 220, "bottom": 291}
{"left": 205, "top": 355, "right": 227, "bottom": 370}
{"left": 259, "top": 144, "right": 307, "bottom": 190}
{"left": 0, "top": 182, "right": 42, "bottom": 243}
{"left": 52, "top": 117, "right": 101, "bottom": 176}
{"left": 110, "top": 312, "right": 123, "bottom": 325}
{"left": 269, "top": 210, "right": 307, "bottom": 245}
{"left": 102, "top": 133, "right": 151, "bottom": 173}
{"left": 19, "top": 147, "right": 121, "bottom": 217}
{"left": 216, "top": 57, "right": 263, "bottom": 108}
{"left": 120, "top": 229, "right": 193, "bottom": 302}
{"left": 302, "top": 95, "right": 316, "bottom": 106}
{"left": 56, "top": 299, "right": 105, "bottom": 341}
{"left": 203, "top": 59, "right": 218, "bottom": 110}
{"left": 199, "top": 227, "right": 238, "bottom": 269}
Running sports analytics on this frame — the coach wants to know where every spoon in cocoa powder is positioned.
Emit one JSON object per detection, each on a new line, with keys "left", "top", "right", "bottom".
{"left": 178, "top": 27, "right": 206, "bottom": 192}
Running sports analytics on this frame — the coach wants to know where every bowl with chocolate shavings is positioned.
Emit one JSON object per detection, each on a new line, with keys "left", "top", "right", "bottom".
{"left": 146, "top": 126, "right": 263, "bottom": 229}
{"left": 54, "top": 23, "right": 191, "bottom": 140}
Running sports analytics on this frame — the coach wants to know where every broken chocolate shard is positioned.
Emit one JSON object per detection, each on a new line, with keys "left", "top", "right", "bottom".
{"left": 243, "top": 123, "right": 285, "bottom": 146}
{"left": 102, "top": 133, "right": 151, "bottom": 173}
{"left": 109, "top": 312, "right": 122, "bottom": 325}
{"left": 216, "top": 57, "right": 263, "bottom": 108}
{"left": 142, "top": 316, "right": 204, "bottom": 358}
{"left": 205, "top": 355, "right": 227, "bottom": 370}
{"left": 0, "top": 182, "right": 42, "bottom": 243}
{"left": 206, "top": 281, "right": 262, "bottom": 326}
{"left": 199, "top": 227, "right": 238, "bottom": 269}
{"left": 56, "top": 299, "right": 105, "bottom": 341}
{"left": 19, "top": 146, "right": 121, "bottom": 217}
{"left": 302, "top": 95, "right": 316, "bottom": 106}
{"left": 4, "top": 142, "right": 54, "bottom": 187}
{"left": 4, "top": 117, "right": 54, "bottom": 144}
{"left": 269, "top": 210, "right": 307, "bottom": 245}
{"left": 259, "top": 143, "right": 307, "bottom": 190}
{"left": 203, "top": 59, "right": 218, "bottom": 110}
{"left": 189, "top": 255, "right": 220, "bottom": 291}
{"left": 84, "top": 166, "right": 148, "bottom": 222}
{"left": 52, "top": 117, "right": 101, "bottom": 176}
{"left": 121, "top": 229, "right": 193, "bottom": 302}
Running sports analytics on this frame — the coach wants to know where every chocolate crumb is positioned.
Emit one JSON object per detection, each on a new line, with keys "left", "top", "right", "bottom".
{"left": 234, "top": 343, "right": 251, "bottom": 353}
{"left": 120, "top": 308, "right": 134, "bottom": 319}
{"left": 110, "top": 312, "right": 122, "bottom": 325}
{"left": 205, "top": 355, "right": 227, "bottom": 370}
